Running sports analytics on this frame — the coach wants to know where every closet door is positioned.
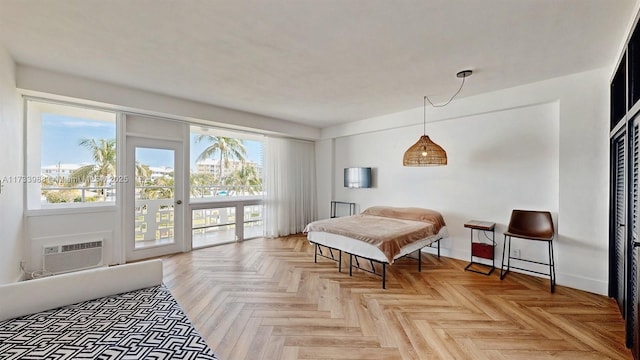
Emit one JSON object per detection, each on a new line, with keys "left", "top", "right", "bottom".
{"left": 630, "top": 119, "right": 640, "bottom": 357}
{"left": 611, "top": 128, "right": 627, "bottom": 315}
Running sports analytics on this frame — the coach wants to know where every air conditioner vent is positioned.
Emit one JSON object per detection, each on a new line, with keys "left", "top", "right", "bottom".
{"left": 43, "top": 240, "right": 103, "bottom": 275}
{"left": 61, "top": 241, "right": 102, "bottom": 252}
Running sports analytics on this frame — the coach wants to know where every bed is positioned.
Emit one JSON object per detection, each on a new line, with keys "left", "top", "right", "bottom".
{"left": 304, "top": 206, "right": 448, "bottom": 288}
{"left": 0, "top": 260, "right": 217, "bottom": 359}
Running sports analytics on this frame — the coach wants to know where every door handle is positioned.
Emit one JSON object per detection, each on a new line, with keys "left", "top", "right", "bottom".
{"left": 634, "top": 241, "right": 640, "bottom": 248}
{"left": 176, "top": 200, "right": 183, "bottom": 205}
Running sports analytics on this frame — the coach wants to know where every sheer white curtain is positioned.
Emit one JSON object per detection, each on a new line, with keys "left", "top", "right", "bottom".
{"left": 264, "top": 136, "right": 316, "bottom": 237}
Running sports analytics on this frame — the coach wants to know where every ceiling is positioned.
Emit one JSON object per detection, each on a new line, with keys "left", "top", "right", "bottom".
{"left": 0, "top": 0, "right": 636, "bottom": 128}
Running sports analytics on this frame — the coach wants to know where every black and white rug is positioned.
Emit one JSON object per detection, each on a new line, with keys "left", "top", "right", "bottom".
{"left": 0, "top": 285, "right": 218, "bottom": 359}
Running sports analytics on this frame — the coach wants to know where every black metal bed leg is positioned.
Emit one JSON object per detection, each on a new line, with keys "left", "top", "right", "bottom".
{"left": 382, "top": 263, "right": 386, "bottom": 289}
{"left": 314, "top": 243, "right": 318, "bottom": 263}
{"left": 338, "top": 250, "right": 342, "bottom": 273}
{"left": 418, "top": 249, "right": 422, "bottom": 272}
{"left": 437, "top": 240, "right": 440, "bottom": 258}
{"left": 349, "top": 254, "right": 353, "bottom": 276}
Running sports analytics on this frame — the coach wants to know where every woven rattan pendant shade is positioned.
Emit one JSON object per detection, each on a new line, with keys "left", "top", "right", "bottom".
{"left": 403, "top": 135, "right": 447, "bottom": 166}
{"left": 403, "top": 70, "right": 471, "bottom": 167}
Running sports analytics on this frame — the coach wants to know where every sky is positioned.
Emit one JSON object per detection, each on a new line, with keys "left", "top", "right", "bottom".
{"left": 41, "top": 114, "right": 264, "bottom": 169}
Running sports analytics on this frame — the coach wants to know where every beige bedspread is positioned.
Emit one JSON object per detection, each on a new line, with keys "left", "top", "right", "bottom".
{"left": 303, "top": 206, "right": 446, "bottom": 263}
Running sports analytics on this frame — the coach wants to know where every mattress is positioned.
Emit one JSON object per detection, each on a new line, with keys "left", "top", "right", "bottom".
{"left": 0, "top": 284, "right": 217, "bottom": 360}
{"left": 307, "top": 225, "right": 448, "bottom": 263}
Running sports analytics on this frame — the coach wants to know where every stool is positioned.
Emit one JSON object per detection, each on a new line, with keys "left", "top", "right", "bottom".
{"left": 499, "top": 210, "right": 556, "bottom": 293}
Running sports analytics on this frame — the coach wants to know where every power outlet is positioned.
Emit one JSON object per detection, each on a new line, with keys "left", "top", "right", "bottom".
{"left": 511, "top": 249, "right": 521, "bottom": 258}
{"left": 19, "top": 260, "right": 25, "bottom": 272}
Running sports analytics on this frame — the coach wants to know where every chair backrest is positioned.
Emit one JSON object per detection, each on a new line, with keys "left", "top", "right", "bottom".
{"left": 507, "top": 210, "right": 554, "bottom": 240}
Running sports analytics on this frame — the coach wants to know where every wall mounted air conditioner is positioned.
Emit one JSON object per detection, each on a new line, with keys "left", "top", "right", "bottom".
{"left": 42, "top": 240, "right": 103, "bottom": 275}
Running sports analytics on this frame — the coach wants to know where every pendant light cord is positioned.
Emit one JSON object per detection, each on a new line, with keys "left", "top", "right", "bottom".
{"left": 423, "top": 96, "right": 426, "bottom": 135}
{"left": 425, "top": 74, "right": 467, "bottom": 108}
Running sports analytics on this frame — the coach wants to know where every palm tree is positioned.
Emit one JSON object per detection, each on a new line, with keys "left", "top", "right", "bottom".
{"left": 195, "top": 135, "right": 247, "bottom": 181}
{"left": 190, "top": 172, "right": 217, "bottom": 197}
{"left": 141, "top": 176, "right": 174, "bottom": 200}
{"left": 69, "top": 138, "right": 116, "bottom": 194}
{"left": 135, "top": 163, "right": 152, "bottom": 184}
{"left": 223, "top": 162, "right": 262, "bottom": 195}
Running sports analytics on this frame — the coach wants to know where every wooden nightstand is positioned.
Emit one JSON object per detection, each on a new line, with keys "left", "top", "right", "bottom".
{"left": 464, "top": 220, "right": 496, "bottom": 275}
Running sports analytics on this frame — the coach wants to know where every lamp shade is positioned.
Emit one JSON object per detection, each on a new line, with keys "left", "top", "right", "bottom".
{"left": 402, "top": 135, "right": 447, "bottom": 166}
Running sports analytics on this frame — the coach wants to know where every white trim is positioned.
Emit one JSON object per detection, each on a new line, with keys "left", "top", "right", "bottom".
{"left": 435, "top": 246, "right": 608, "bottom": 296}
{"left": 25, "top": 205, "right": 117, "bottom": 217}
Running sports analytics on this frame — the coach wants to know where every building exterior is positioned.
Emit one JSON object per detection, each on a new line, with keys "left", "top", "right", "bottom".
{"left": 195, "top": 159, "right": 262, "bottom": 178}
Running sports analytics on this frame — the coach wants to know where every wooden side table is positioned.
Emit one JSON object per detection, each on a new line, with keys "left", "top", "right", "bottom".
{"left": 464, "top": 220, "right": 496, "bottom": 275}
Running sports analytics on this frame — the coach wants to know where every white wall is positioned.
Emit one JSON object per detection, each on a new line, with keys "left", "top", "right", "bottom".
{"left": 17, "top": 65, "right": 320, "bottom": 141}
{"left": 0, "top": 45, "right": 24, "bottom": 284}
{"left": 27, "top": 211, "right": 116, "bottom": 273}
{"left": 318, "top": 68, "right": 610, "bottom": 295}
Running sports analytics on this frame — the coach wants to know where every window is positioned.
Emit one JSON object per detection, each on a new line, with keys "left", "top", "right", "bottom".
{"left": 25, "top": 100, "right": 118, "bottom": 209}
{"left": 189, "top": 126, "right": 265, "bottom": 247}
{"left": 189, "top": 126, "right": 264, "bottom": 200}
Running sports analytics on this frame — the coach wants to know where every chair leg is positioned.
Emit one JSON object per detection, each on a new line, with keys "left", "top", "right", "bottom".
{"left": 500, "top": 235, "right": 511, "bottom": 280}
{"left": 549, "top": 241, "right": 556, "bottom": 293}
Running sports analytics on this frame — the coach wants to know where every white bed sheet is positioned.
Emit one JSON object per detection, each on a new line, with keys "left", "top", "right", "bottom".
{"left": 307, "top": 226, "right": 448, "bottom": 263}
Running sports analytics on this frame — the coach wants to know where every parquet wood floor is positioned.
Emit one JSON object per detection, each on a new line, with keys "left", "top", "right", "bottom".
{"left": 162, "top": 235, "right": 632, "bottom": 360}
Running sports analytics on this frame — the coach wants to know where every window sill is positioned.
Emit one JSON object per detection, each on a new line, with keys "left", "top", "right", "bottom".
{"left": 189, "top": 196, "right": 263, "bottom": 209}
{"left": 25, "top": 204, "right": 118, "bottom": 217}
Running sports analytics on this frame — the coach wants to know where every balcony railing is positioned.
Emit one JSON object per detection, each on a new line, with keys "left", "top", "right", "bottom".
{"left": 41, "top": 184, "right": 263, "bottom": 204}
{"left": 134, "top": 198, "right": 175, "bottom": 247}
{"left": 41, "top": 185, "right": 115, "bottom": 204}
{"left": 190, "top": 185, "right": 263, "bottom": 198}
{"left": 41, "top": 184, "right": 265, "bottom": 248}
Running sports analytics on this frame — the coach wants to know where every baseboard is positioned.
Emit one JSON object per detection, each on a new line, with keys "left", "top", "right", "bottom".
{"left": 555, "top": 272, "right": 608, "bottom": 296}
{"left": 421, "top": 247, "right": 608, "bottom": 296}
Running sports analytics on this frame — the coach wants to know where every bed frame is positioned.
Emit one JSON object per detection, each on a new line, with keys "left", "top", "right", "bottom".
{"left": 312, "top": 239, "right": 441, "bottom": 289}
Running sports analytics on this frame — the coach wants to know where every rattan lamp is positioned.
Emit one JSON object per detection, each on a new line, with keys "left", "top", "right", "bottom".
{"left": 403, "top": 70, "right": 472, "bottom": 167}
{"left": 403, "top": 96, "right": 448, "bottom": 166}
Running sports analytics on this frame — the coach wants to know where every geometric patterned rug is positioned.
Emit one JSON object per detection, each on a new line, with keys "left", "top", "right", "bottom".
{"left": 0, "top": 285, "right": 218, "bottom": 360}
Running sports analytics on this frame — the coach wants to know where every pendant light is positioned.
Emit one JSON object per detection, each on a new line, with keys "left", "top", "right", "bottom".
{"left": 403, "top": 70, "right": 472, "bottom": 167}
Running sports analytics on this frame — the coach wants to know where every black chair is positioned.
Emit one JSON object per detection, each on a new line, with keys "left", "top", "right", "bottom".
{"left": 500, "top": 210, "right": 556, "bottom": 293}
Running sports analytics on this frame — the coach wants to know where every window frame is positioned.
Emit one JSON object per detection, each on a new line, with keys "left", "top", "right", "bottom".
{"left": 188, "top": 125, "right": 265, "bottom": 202}
{"left": 24, "top": 97, "right": 121, "bottom": 212}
